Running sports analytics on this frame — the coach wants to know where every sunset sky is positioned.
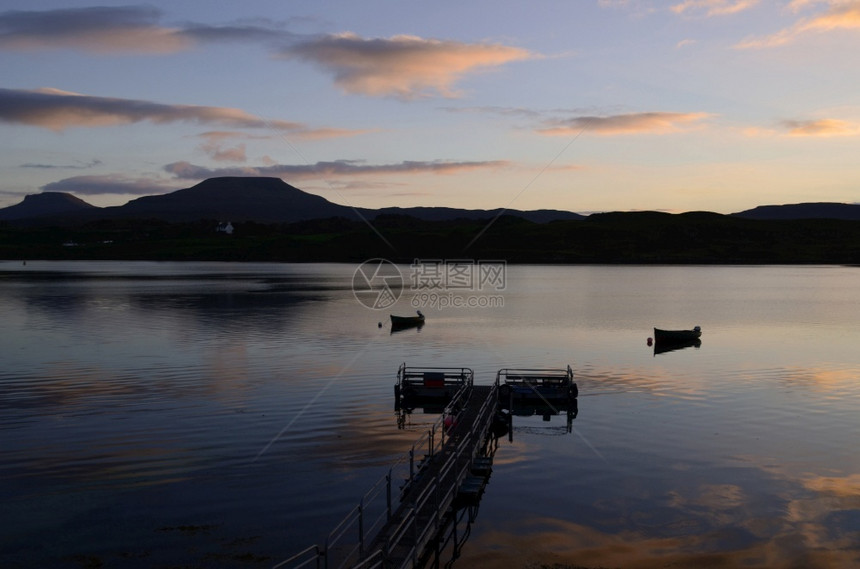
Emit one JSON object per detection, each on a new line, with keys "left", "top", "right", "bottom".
{"left": 2, "top": 0, "right": 860, "bottom": 214}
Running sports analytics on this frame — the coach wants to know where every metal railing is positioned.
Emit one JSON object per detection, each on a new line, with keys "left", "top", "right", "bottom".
{"left": 275, "top": 382, "right": 497, "bottom": 569}
{"left": 396, "top": 364, "right": 475, "bottom": 395}
{"left": 495, "top": 365, "right": 574, "bottom": 386}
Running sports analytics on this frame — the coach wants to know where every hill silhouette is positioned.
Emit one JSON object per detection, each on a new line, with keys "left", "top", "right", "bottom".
{"left": 0, "top": 177, "right": 584, "bottom": 225}
{"left": 733, "top": 202, "right": 860, "bottom": 220}
{"left": 0, "top": 192, "right": 97, "bottom": 221}
{"left": 2, "top": 178, "right": 859, "bottom": 264}
{"left": 5, "top": 177, "right": 857, "bottom": 226}
{"left": 102, "top": 177, "right": 352, "bottom": 223}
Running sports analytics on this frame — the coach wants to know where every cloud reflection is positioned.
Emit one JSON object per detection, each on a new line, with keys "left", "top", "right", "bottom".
{"left": 459, "top": 500, "right": 860, "bottom": 568}
{"left": 456, "top": 448, "right": 860, "bottom": 569}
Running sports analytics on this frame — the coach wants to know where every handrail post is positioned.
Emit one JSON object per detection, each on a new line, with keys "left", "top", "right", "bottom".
{"left": 412, "top": 504, "right": 418, "bottom": 568}
{"left": 358, "top": 498, "right": 364, "bottom": 557}
{"left": 434, "top": 473, "right": 441, "bottom": 530}
{"left": 429, "top": 426, "right": 434, "bottom": 458}
{"left": 323, "top": 536, "right": 330, "bottom": 569}
{"left": 386, "top": 469, "right": 392, "bottom": 520}
{"left": 409, "top": 447, "right": 415, "bottom": 483}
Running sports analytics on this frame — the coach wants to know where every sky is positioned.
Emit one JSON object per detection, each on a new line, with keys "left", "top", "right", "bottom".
{"left": 2, "top": 0, "right": 860, "bottom": 214}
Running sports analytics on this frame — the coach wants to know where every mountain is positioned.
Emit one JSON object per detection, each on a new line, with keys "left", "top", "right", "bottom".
{"left": 375, "top": 206, "right": 584, "bottom": 223}
{"left": 733, "top": 202, "right": 860, "bottom": 220}
{"left": 4, "top": 180, "right": 860, "bottom": 227}
{"left": 0, "top": 192, "right": 97, "bottom": 221}
{"left": 104, "top": 176, "right": 355, "bottom": 223}
{"left": 0, "top": 177, "right": 584, "bottom": 224}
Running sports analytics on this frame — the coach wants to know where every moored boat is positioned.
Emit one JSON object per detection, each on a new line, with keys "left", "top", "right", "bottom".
{"left": 390, "top": 310, "right": 425, "bottom": 330}
{"left": 653, "top": 326, "right": 701, "bottom": 343}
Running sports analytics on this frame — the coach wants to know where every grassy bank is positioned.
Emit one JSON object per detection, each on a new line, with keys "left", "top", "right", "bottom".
{"left": 3, "top": 212, "right": 860, "bottom": 264}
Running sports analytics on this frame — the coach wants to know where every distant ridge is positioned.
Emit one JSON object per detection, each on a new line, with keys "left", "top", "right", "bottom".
{"left": 4, "top": 178, "right": 858, "bottom": 226}
{"left": 4, "top": 186, "right": 860, "bottom": 264}
{"left": 0, "top": 192, "right": 96, "bottom": 221}
{"left": 733, "top": 202, "right": 860, "bottom": 220}
{"left": 374, "top": 206, "right": 584, "bottom": 223}
{"left": 0, "top": 176, "right": 584, "bottom": 225}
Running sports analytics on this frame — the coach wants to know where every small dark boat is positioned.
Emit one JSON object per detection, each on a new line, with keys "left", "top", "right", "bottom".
{"left": 390, "top": 310, "right": 425, "bottom": 330}
{"left": 653, "top": 326, "right": 701, "bottom": 343}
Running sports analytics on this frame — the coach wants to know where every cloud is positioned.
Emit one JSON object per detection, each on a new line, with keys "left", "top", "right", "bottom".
{"left": 746, "top": 117, "right": 860, "bottom": 137}
{"left": 780, "top": 118, "right": 860, "bottom": 136}
{"left": 671, "top": 0, "right": 760, "bottom": 16}
{"left": 0, "top": 6, "right": 296, "bottom": 54}
{"left": 281, "top": 32, "right": 535, "bottom": 99}
{"left": 288, "top": 126, "right": 377, "bottom": 140}
{"left": 598, "top": 0, "right": 659, "bottom": 16}
{"left": 0, "top": 87, "right": 313, "bottom": 132}
{"left": 441, "top": 105, "right": 544, "bottom": 119}
{"left": 203, "top": 142, "right": 247, "bottom": 163}
{"left": 0, "top": 5, "right": 189, "bottom": 53}
{"left": 20, "top": 159, "right": 102, "bottom": 170}
{"left": 537, "top": 111, "right": 711, "bottom": 136}
{"left": 736, "top": 0, "right": 860, "bottom": 48}
{"left": 42, "top": 175, "right": 179, "bottom": 196}
{"left": 178, "top": 22, "right": 296, "bottom": 46}
{"left": 0, "top": 8, "right": 534, "bottom": 100}
{"left": 163, "top": 159, "right": 510, "bottom": 180}
{"left": 599, "top": 0, "right": 636, "bottom": 6}
{"left": 799, "top": 0, "right": 860, "bottom": 31}
{"left": 195, "top": 131, "right": 259, "bottom": 163}
{"left": 788, "top": 0, "right": 830, "bottom": 11}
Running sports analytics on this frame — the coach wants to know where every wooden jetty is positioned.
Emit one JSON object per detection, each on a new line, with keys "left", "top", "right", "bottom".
{"left": 276, "top": 383, "right": 499, "bottom": 569}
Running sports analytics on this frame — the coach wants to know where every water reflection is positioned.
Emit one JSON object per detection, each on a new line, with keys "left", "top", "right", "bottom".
{"left": 421, "top": 438, "right": 500, "bottom": 569}
{"left": 396, "top": 402, "right": 447, "bottom": 429}
{"left": 12, "top": 272, "right": 327, "bottom": 337}
{"left": 2, "top": 262, "right": 859, "bottom": 568}
{"left": 390, "top": 321, "right": 425, "bottom": 334}
{"left": 458, "top": 463, "right": 860, "bottom": 569}
{"left": 504, "top": 399, "right": 579, "bottom": 439}
{"left": 653, "top": 337, "right": 702, "bottom": 355}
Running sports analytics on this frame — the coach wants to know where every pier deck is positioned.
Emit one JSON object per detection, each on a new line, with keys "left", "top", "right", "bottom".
{"left": 368, "top": 385, "right": 497, "bottom": 568}
{"left": 277, "top": 384, "right": 498, "bottom": 569}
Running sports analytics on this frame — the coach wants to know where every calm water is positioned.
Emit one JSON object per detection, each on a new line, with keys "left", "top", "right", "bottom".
{"left": 1, "top": 261, "right": 858, "bottom": 568}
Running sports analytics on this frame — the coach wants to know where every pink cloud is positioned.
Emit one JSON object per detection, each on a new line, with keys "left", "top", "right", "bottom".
{"left": 671, "top": 0, "right": 760, "bottom": 17}
{"left": 537, "top": 112, "right": 711, "bottom": 136}
{"left": 781, "top": 118, "right": 860, "bottom": 136}
{"left": 737, "top": 0, "right": 860, "bottom": 48}
{"left": 284, "top": 33, "right": 535, "bottom": 99}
